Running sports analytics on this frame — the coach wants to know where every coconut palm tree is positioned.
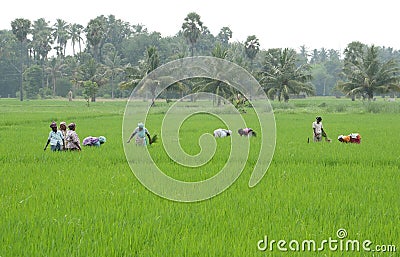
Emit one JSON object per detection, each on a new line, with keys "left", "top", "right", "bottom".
{"left": 69, "top": 23, "right": 84, "bottom": 56}
{"left": 11, "top": 18, "right": 31, "bottom": 101}
{"left": 261, "top": 48, "right": 314, "bottom": 102}
{"left": 338, "top": 44, "right": 400, "bottom": 100}
{"left": 31, "top": 18, "right": 53, "bottom": 62}
{"left": 31, "top": 18, "right": 53, "bottom": 90}
{"left": 52, "top": 19, "right": 70, "bottom": 57}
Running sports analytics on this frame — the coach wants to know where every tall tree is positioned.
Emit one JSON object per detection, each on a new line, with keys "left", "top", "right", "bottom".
{"left": 244, "top": 35, "right": 260, "bottom": 72}
{"left": 298, "top": 45, "right": 309, "bottom": 65}
{"left": 103, "top": 15, "right": 132, "bottom": 53}
{"left": 31, "top": 18, "right": 53, "bottom": 89}
{"left": 182, "top": 12, "right": 203, "bottom": 57}
{"left": 52, "top": 19, "right": 70, "bottom": 57}
{"left": 11, "top": 18, "right": 31, "bottom": 101}
{"left": 31, "top": 18, "right": 53, "bottom": 62}
{"left": 85, "top": 16, "right": 107, "bottom": 62}
{"left": 69, "top": 23, "right": 84, "bottom": 55}
{"left": 217, "top": 26, "right": 233, "bottom": 45}
{"left": 310, "top": 49, "right": 319, "bottom": 64}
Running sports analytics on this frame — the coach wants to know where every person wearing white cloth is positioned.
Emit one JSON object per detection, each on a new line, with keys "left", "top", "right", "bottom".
{"left": 127, "top": 122, "right": 152, "bottom": 146}
{"left": 213, "top": 128, "right": 232, "bottom": 138}
{"left": 312, "top": 116, "right": 325, "bottom": 142}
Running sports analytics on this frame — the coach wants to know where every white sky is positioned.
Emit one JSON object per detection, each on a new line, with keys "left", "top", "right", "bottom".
{"left": 1, "top": 0, "right": 399, "bottom": 53}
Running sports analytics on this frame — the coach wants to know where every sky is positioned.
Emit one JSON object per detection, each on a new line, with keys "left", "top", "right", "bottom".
{"left": 1, "top": 0, "right": 399, "bottom": 53}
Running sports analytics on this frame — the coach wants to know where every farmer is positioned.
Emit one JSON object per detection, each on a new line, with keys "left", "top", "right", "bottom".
{"left": 59, "top": 121, "right": 67, "bottom": 150}
{"left": 44, "top": 121, "right": 65, "bottom": 151}
{"left": 213, "top": 128, "right": 232, "bottom": 138}
{"left": 127, "top": 122, "right": 152, "bottom": 146}
{"left": 338, "top": 133, "right": 361, "bottom": 144}
{"left": 312, "top": 116, "right": 326, "bottom": 142}
{"left": 83, "top": 136, "right": 107, "bottom": 147}
{"left": 238, "top": 128, "right": 256, "bottom": 137}
{"left": 65, "top": 123, "right": 81, "bottom": 151}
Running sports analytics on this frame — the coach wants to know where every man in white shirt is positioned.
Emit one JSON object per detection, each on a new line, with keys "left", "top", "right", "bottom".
{"left": 312, "top": 116, "right": 324, "bottom": 142}
{"left": 44, "top": 122, "right": 65, "bottom": 151}
{"left": 213, "top": 128, "right": 232, "bottom": 138}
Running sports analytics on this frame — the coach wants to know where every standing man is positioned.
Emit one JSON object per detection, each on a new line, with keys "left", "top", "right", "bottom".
{"left": 44, "top": 121, "right": 65, "bottom": 151}
{"left": 312, "top": 116, "right": 325, "bottom": 142}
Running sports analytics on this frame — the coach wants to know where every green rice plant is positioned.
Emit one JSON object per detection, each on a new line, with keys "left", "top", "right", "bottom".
{"left": 0, "top": 99, "right": 399, "bottom": 257}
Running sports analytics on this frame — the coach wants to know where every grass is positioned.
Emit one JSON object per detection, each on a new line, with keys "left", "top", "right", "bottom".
{"left": 0, "top": 97, "right": 399, "bottom": 256}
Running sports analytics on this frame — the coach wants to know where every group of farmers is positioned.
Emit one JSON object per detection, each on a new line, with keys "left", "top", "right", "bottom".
{"left": 125, "top": 122, "right": 257, "bottom": 147}
{"left": 44, "top": 121, "right": 106, "bottom": 152}
{"left": 45, "top": 116, "right": 360, "bottom": 152}
{"left": 312, "top": 116, "right": 361, "bottom": 144}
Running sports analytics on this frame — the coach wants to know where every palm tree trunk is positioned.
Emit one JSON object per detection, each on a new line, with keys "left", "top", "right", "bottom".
{"left": 41, "top": 60, "right": 45, "bottom": 90}
{"left": 72, "top": 42, "right": 76, "bottom": 56}
{"left": 53, "top": 77, "right": 57, "bottom": 96}
{"left": 63, "top": 43, "right": 67, "bottom": 57}
{"left": 19, "top": 41, "right": 23, "bottom": 101}
{"left": 111, "top": 75, "right": 114, "bottom": 99}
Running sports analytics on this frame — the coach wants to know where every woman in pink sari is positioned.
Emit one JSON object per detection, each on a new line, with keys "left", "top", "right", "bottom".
{"left": 66, "top": 123, "right": 82, "bottom": 151}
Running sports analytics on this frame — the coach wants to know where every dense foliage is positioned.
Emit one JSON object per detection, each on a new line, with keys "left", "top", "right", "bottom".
{"left": 1, "top": 13, "right": 400, "bottom": 100}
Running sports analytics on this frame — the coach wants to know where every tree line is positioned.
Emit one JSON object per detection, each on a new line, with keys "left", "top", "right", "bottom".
{"left": 1, "top": 12, "right": 399, "bottom": 102}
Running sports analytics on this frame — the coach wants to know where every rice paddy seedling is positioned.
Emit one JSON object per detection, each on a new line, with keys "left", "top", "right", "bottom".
{"left": 0, "top": 98, "right": 398, "bottom": 256}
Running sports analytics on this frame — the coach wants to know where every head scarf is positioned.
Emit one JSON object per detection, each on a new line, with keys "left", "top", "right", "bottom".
{"left": 98, "top": 136, "right": 106, "bottom": 143}
{"left": 68, "top": 123, "right": 76, "bottom": 129}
